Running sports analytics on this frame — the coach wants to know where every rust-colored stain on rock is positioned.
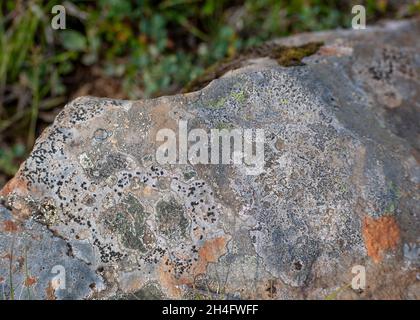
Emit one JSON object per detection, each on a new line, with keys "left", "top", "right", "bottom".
{"left": 362, "top": 215, "right": 400, "bottom": 263}
{"left": 3, "top": 220, "right": 19, "bottom": 232}
{"left": 157, "top": 260, "right": 183, "bottom": 298}
{"left": 0, "top": 175, "right": 27, "bottom": 197}
{"left": 195, "top": 236, "right": 229, "bottom": 274}
{"left": 45, "top": 281, "right": 57, "bottom": 300}
{"left": 318, "top": 45, "right": 353, "bottom": 57}
{"left": 157, "top": 236, "right": 229, "bottom": 298}
{"left": 24, "top": 276, "right": 37, "bottom": 287}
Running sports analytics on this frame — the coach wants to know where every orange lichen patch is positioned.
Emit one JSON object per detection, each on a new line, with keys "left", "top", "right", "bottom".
{"left": 0, "top": 175, "right": 28, "bottom": 197}
{"left": 157, "top": 260, "right": 183, "bottom": 298}
{"left": 3, "top": 220, "right": 19, "bottom": 232}
{"left": 45, "top": 281, "right": 57, "bottom": 300}
{"left": 3, "top": 196, "right": 33, "bottom": 221}
{"left": 362, "top": 215, "right": 400, "bottom": 263}
{"left": 157, "top": 236, "right": 229, "bottom": 298}
{"left": 318, "top": 45, "right": 353, "bottom": 57}
{"left": 194, "top": 236, "right": 229, "bottom": 275}
{"left": 24, "top": 276, "right": 37, "bottom": 287}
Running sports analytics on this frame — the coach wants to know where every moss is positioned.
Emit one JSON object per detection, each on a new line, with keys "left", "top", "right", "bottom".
{"left": 182, "top": 42, "right": 323, "bottom": 93}
{"left": 272, "top": 42, "right": 322, "bottom": 66}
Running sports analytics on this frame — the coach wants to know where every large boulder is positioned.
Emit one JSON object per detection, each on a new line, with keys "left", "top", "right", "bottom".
{"left": 0, "top": 18, "right": 419, "bottom": 300}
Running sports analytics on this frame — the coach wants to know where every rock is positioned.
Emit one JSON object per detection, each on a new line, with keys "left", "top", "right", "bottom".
{"left": 0, "top": 19, "right": 419, "bottom": 300}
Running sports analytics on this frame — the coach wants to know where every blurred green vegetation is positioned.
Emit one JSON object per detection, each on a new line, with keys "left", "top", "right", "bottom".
{"left": 0, "top": 0, "right": 419, "bottom": 184}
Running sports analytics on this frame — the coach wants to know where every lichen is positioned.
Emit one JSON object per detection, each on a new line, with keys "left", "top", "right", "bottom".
{"left": 105, "top": 193, "right": 150, "bottom": 252}
{"left": 156, "top": 197, "right": 189, "bottom": 240}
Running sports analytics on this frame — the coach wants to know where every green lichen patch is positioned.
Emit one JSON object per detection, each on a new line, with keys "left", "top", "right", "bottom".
{"left": 105, "top": 194, "right": 150, "bottom": 252}
{"left": 183, "top": 170, "right": 196, "bottom": 181}
{"left": 156, "top": 197, "right": 189, "bottom": 240}
{"left": 33, "top": 198, "right": 59, "bottom": 226}
{"left": 113, "top": 283, "right": 165, "bottom": 300}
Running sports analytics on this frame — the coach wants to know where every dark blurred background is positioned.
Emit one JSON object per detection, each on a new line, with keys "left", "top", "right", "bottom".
{"left": 0, "top": 0, "right": 419, "bottom": 186}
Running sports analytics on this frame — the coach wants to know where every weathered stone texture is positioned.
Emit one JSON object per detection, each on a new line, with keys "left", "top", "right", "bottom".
{"left": 0, "top": 19, "right": 419, "bottom": 300}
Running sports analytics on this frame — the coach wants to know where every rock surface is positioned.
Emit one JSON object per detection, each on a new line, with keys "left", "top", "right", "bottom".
{"left": 0, "top": 19, "right": 419, "bottom": 300}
